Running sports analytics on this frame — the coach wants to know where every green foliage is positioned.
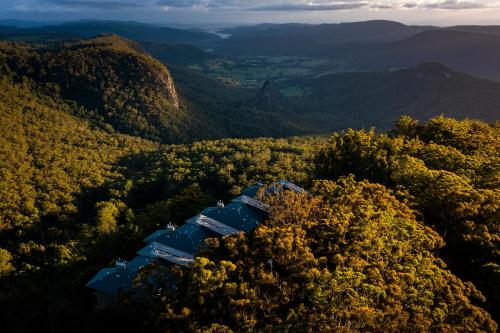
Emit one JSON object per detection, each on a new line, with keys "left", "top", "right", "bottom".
{"left": 0, "top": 75, "right": 157, "bottom": 331}
{"left": 0, "top": 65, "right": 498, "bottom": 333}
{"left": 0, "top": 76, "right": 157, "bottom": 231}
{"left": 0, "top": 248, "right": 15, "bottom": 276}
{"left": 0, "top": 70, "right": 324, "bottom": 331}
{"left": 148, "top": 178, "right": 496, "bottom": 332}
{"left": 316, "top": 116, "right": 500, "bottom": 320}
{"left": 0, "top": 35, "right": 192, "bottom": 142}
{"left": 95, "top": 201, "right": 120, "bottom": 235}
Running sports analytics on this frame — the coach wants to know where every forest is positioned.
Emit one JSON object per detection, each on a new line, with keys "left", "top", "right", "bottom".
{"left": 0, "top": 64, "right": 498, "bottom": 331}
{"left": 0, "top": 28, "right": 498, "bottom": 333}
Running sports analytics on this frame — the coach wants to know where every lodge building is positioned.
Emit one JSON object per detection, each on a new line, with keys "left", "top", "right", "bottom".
{"left": 86, "top": 180, "right": 304, "bottom": 307}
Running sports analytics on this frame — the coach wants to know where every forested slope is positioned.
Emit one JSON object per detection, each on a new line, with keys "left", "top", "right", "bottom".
{"left": 0, "top": 35, "right": 199, "bottom": 142}
{"left": 0, "top": 35, "right": 310, "bottom": 143}
{"left": 278, "top": 63, "right": 500, "bottom": 130}
{"left": 0, "top": 73, "right": 323, "bottom": 331}
{"left": 89, "top": 117, "right": 498, "bottom": 332}
{"left": 0, "top": 81, "right": 498, "bottom": 331}
{"left": 0, "top": 31, "right": 498, "bottom": 333}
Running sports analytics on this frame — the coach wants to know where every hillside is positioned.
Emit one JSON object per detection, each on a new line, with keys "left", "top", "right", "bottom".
{"left": 0, "top": 35, "right": 314, "bottom": 143}
{"left": 0, "top": 35, "right": 204, "bottom": 142}
{"left": 0, "top": 72, "right": 324, "bottom": 330}
{"left": 0, "top": 64, "right": 498, "bottom": 330}
{"left": 216, "top": 20, "right": 433, "bottom": 55}
{"left": 276, "top": 63, "right": 500, "bottom": 130}
{"left": 360, "top": 30, "right": 500, "bottom": 81}
{"left": 168, "top": 65, "right": 310, "bottom": 138}
{"left": 0, "top": 20, "right": 221, "bottom": 48}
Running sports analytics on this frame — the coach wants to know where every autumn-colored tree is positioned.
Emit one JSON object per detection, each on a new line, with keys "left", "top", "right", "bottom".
{"left": 145, "top": 178, "right": 496, "bottom": 332}
{"left": 315, "top": 116, "right": 500, "bottom": 322}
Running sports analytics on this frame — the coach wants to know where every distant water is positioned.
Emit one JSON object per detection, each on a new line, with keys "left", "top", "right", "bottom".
{"left": 206, "top": 30, "right": 231, "bottom": 39}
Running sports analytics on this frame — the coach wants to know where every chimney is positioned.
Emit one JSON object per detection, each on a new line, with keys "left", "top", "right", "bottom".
{"left": 166, "top": 222, "right": 176, "bottom": 232}
{"left": 115, "top": 259, "right": 127, "bottom": 270}
{"left": 195, "top": 216, "right": 204, "bottom": 225}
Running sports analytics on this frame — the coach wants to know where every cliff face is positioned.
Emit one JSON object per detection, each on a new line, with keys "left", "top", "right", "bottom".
{"left": 163, "top": 69, "right": 179, "bottom": 110}
{"left": 253, "top": 80, "right": 283, "bottom": 112}
{"left": 0, "top": 34, "right": 185, "bottom": 142}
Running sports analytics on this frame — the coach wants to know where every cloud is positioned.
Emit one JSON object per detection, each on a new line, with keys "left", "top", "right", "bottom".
{"left": 5, "top": 0, "right": 500, "bottom": 12}
{"left": 157, "top": 0, "right": 500, "bottom": 11}
{"left": 420, "top": 0, "right": 489, "bottom": 9}
{"left": 251, "top": 2, "right": 367, "bottom": 11}
{"left": 365, "top": 0, "right": 500, "bottom": 11}
{"left": 47, "top": 0, "right": 144, "bottom": 9}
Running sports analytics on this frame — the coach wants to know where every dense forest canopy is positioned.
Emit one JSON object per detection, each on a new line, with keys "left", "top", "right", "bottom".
{"left": 0, "top": 76, "right": 498, "bottom": 331}
{"left": 1, "top": 34, "right": 499, "bottom": 146}
{"left": 140, "top": 178, "right": 496, "bottom": 332}
{"left": 0, "top": 24, "right": 498, "bottom": 333}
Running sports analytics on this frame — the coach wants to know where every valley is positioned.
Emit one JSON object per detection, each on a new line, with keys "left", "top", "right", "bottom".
{"left": 0, "top": 17, "right": 498, "bottom": 333}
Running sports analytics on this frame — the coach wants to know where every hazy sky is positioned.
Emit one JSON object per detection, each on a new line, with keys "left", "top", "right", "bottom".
{"left": 1, "top": 0, "right": 500, "bottom": 26}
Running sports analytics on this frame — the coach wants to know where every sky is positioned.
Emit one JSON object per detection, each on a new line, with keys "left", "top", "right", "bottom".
{"left": 1, "top": 0, "right": 500, "bottom": 27}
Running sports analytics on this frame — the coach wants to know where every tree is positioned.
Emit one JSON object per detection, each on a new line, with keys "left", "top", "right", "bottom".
{"left": 0, "top": 248, "right": 14, "bottom": 277}
{"left": 95, "top": 201, "right": 120, "bottom": 235}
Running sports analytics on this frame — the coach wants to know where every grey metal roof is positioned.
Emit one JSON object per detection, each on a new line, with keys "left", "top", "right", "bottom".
{"left": 147, "top": 223, "right": 216, "bottom": 254}
{"left": 277, "top": 180, "right": 305, "bottom": 193}
{"left": 186, "top": 214, "right": 241, "bottom": 236}
{"left": 137, "top": 242, "right": 194, "bottom": 266}
{"left": 86, "top": 256, "right": 158, "bottom": 296}
{"left": 232, "top": 194, "right": 269, "bottom": 213}
{"left": 87, "top": 180, "right": 305, "bottom": 299}
{"left": 240, "top": 182, "right": 263, "bottom": 198}
{"left": 202, "top": 202, "right": 265, "bottom": 233}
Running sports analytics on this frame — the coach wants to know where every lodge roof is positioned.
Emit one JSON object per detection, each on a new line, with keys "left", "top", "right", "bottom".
{"left": 86, "top": 180, "right": 304, "bottom": 297}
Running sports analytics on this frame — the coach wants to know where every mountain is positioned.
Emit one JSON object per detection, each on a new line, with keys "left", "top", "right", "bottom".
{"left": 446, "top": 25, "right": 500, "bottom": 36}
{"left": 1, "top": 34, "right": 498, "bottom": 143}
{"left": 356, "top": 30, "right": 500, "bottom": 81}
{"left": 216, "top": 20, "right": 434, "bottom": 55}
{"left": 276, "top": 63, "right": 500, "bottom": 130}
{"left": 0, "top": 34, "right": 198, "bottom": 142}
{"left": 215, "top": 22, "right": 500, "bottom": 82}
{"left": 0, "top": 35, "right": 308, "bottom": 142}
{"left": 0, "top": 19, "right": 62, "bottom": 28}
{"left": 0, "top": 20, "right": 221, "bottom": 48}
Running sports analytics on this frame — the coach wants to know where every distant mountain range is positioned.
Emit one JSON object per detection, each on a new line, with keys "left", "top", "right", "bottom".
{"left": 0, "top": 20, "right": 220, "bottom": 47}
{"left": 349, "top": 30, "right": 500, "bottom": 82}
{"left": 218, "top": 20, "right": 433, "bottom": 53}
{"left": 2, "top": 19, "right": 500, "bottom": 81}
{"left": 275, "top": 63, "right": 500, "bottom": 130}
{"left": 0, "top": 32, "right": 498, "bottom": 142}
{"left": 216, "top": 20, "right": 500, "bottom": 81}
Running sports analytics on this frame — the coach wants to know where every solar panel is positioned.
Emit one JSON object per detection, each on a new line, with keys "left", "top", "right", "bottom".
{"left": 137, "top": 242, "right": 194, "bottom": 266}
{"left": 277, "top": 180, "right": 305, "bottom": 193}
{"left": 87, "top": 180, "right": 306, "bottom": 302}
{"left": 232, "top": 195, "right": 269, "bottom": 213}
{"left": 186, "top": 214, "right": 241, "bottom": 236}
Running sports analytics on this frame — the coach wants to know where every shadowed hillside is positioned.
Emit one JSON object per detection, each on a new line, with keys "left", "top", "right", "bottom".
{"left": 276, "top": 63, "right": 500, "bottom": 130}
{"left": 0, "top": 34, "right": 198, "bottom": 142}
{"left": 361, "top": 30, "right": 500, "bottom": 81}
{"left": 0, "top": 20, "right": 221, "bottom": 47}
{"left": 217, "top": 20, "right": 433, "bottom": 55}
